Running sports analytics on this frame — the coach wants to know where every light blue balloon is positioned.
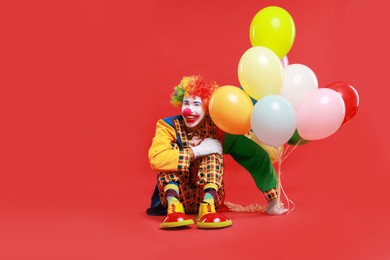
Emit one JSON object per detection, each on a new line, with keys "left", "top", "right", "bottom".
{"left": 251, "top": 95, "right": 297, "bottom": 147}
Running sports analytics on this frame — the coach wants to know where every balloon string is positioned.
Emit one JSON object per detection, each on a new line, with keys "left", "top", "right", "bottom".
{"left": 224, "top": 141, "right": 300, "bottom": 214}
{"left": 281, "top": 139, "right": 302, "bottom": 163}
{"left": 277, "top": 142, "right": 300, "bottom": 215}
{"left": 282, "top": 143, "right": 291, "bottom": 157}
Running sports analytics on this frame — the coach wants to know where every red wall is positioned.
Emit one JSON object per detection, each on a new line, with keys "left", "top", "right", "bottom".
{"left": 1, "top": 0, "right": 389, "bottom": 259}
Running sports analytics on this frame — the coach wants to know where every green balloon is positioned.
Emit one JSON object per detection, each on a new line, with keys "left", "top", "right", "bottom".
{"left": 288, "top": 130, "right": 310, "bottom": 145}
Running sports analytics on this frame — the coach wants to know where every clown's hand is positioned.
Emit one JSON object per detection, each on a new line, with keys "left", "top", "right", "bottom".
{"left": 190, "top": 138, "right": 222, "bottom": 158}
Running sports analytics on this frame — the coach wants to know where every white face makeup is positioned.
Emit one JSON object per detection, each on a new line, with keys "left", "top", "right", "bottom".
{"left": 181, "top": 95, "right": 206, "bottom": 129}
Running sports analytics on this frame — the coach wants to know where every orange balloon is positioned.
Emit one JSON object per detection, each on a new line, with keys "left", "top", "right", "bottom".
{"left": 209, "top": 85, "right": 253, "bottom": 134}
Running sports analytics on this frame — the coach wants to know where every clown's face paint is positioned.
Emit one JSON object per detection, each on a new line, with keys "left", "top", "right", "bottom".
{"left": 181, "top": 95, "right": 205, "bottom": 129}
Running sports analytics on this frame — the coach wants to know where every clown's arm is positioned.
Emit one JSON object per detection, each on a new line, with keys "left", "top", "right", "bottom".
{"left": 148, "top": 119, "right": 192, "bottom": 172}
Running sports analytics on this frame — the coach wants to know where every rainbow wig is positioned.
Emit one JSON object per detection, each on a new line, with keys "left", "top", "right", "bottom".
{"left": 170, "top": 75, "right": 219, "bottom": 112}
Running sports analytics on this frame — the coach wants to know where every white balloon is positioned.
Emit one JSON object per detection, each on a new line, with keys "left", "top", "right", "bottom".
{"left": 280, "top": 64, "right": 318, "bottom": 110}
{"left": 251, "top": 95, "right": 297, "bottom": 147}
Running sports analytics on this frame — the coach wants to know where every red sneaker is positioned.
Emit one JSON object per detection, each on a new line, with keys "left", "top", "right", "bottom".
{"left": 197, "top": 202, "right": 232, "bottom": 229}
{"left": 160, "top": 200, "right": 194, "bottom": 229}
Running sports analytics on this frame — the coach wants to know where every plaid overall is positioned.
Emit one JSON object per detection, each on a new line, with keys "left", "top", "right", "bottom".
{"left": 157, "top": 117, "right": 225, "bottom": 214}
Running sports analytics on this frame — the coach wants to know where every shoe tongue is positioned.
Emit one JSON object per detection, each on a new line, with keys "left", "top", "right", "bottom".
{"left": 167, "top": 199, "right": 181, "bottom": 214}
{"left": 203, "top": 198, "right": 214, "bottom": 204}
{"left": 169, "top": 197, "right": 180, "bottom": 204}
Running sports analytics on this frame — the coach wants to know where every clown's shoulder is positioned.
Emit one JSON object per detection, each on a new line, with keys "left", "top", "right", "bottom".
{"left": 160, "top": 115, "right": 183, "bottom": 127}
{"left": 149, "top": 116, "right": 188, "bottom": 172}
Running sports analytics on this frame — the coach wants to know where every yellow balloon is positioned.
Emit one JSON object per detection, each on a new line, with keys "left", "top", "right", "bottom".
{"left": 209, "top": 86, "right": 253, "bottom": 135}
{"left": 249, "top": 6, "right": 296, "bottom": 59}
{"left": 238, "top": 46, "right": 283, "bottom": 100}
{"left": 245, "top": 131, "right": 284, "bottom": 163}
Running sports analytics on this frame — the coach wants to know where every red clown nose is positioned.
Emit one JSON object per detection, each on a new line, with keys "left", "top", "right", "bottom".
{"left": 182, "top": 108, "right": 192, "bottom": 116}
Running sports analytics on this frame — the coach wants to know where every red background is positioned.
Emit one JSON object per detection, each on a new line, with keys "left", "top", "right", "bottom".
{"left": 1, "top": 0, "right": 389, "bottom": 259}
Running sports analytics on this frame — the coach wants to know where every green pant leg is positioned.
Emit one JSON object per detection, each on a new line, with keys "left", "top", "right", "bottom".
{"left": 223, "top": 133, "right": 277, "bottom": 192}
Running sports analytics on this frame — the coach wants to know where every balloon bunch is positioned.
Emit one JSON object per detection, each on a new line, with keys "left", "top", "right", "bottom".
{"left": 209, "top": 6, "right": 359, "bottom": 148}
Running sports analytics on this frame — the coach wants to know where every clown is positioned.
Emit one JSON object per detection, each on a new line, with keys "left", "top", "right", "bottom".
{"left": 147, "top": 75, "right": 287, "bottom": 229}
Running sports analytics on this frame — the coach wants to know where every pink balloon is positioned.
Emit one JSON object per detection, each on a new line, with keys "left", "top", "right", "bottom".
{"left": 297, "top": 88, "right": 345, "bottom": 140}
{"left": 281, "top": 56, "right": 289, "bottom": 68}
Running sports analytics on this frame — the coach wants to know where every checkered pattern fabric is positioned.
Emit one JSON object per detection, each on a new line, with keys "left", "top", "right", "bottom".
{"left": 157, "top": 160, "right": 225, "bottom": 213}
{"left": 264, "top": 188, "right": 279, "bottom": 202}
{"left": 157, "top": 116, "right": 225, "bottom": 213}
{"left": 173, "top": 119, "right": 189, "bottom": 148}
{"left": 177, "top": 148, "right": 191, "bottom": 172}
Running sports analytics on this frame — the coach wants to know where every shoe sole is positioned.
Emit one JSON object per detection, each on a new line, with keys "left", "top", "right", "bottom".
{"left": 160, "top": 219, "right": 194, "bottom": 229}
{"left": 197, "top": 220, "right": 232, "bottom": 229}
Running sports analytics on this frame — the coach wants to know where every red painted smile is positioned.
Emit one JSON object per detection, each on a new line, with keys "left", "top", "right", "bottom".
{"left": 184, "top": 114, "right": 199, "bottom": 124}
